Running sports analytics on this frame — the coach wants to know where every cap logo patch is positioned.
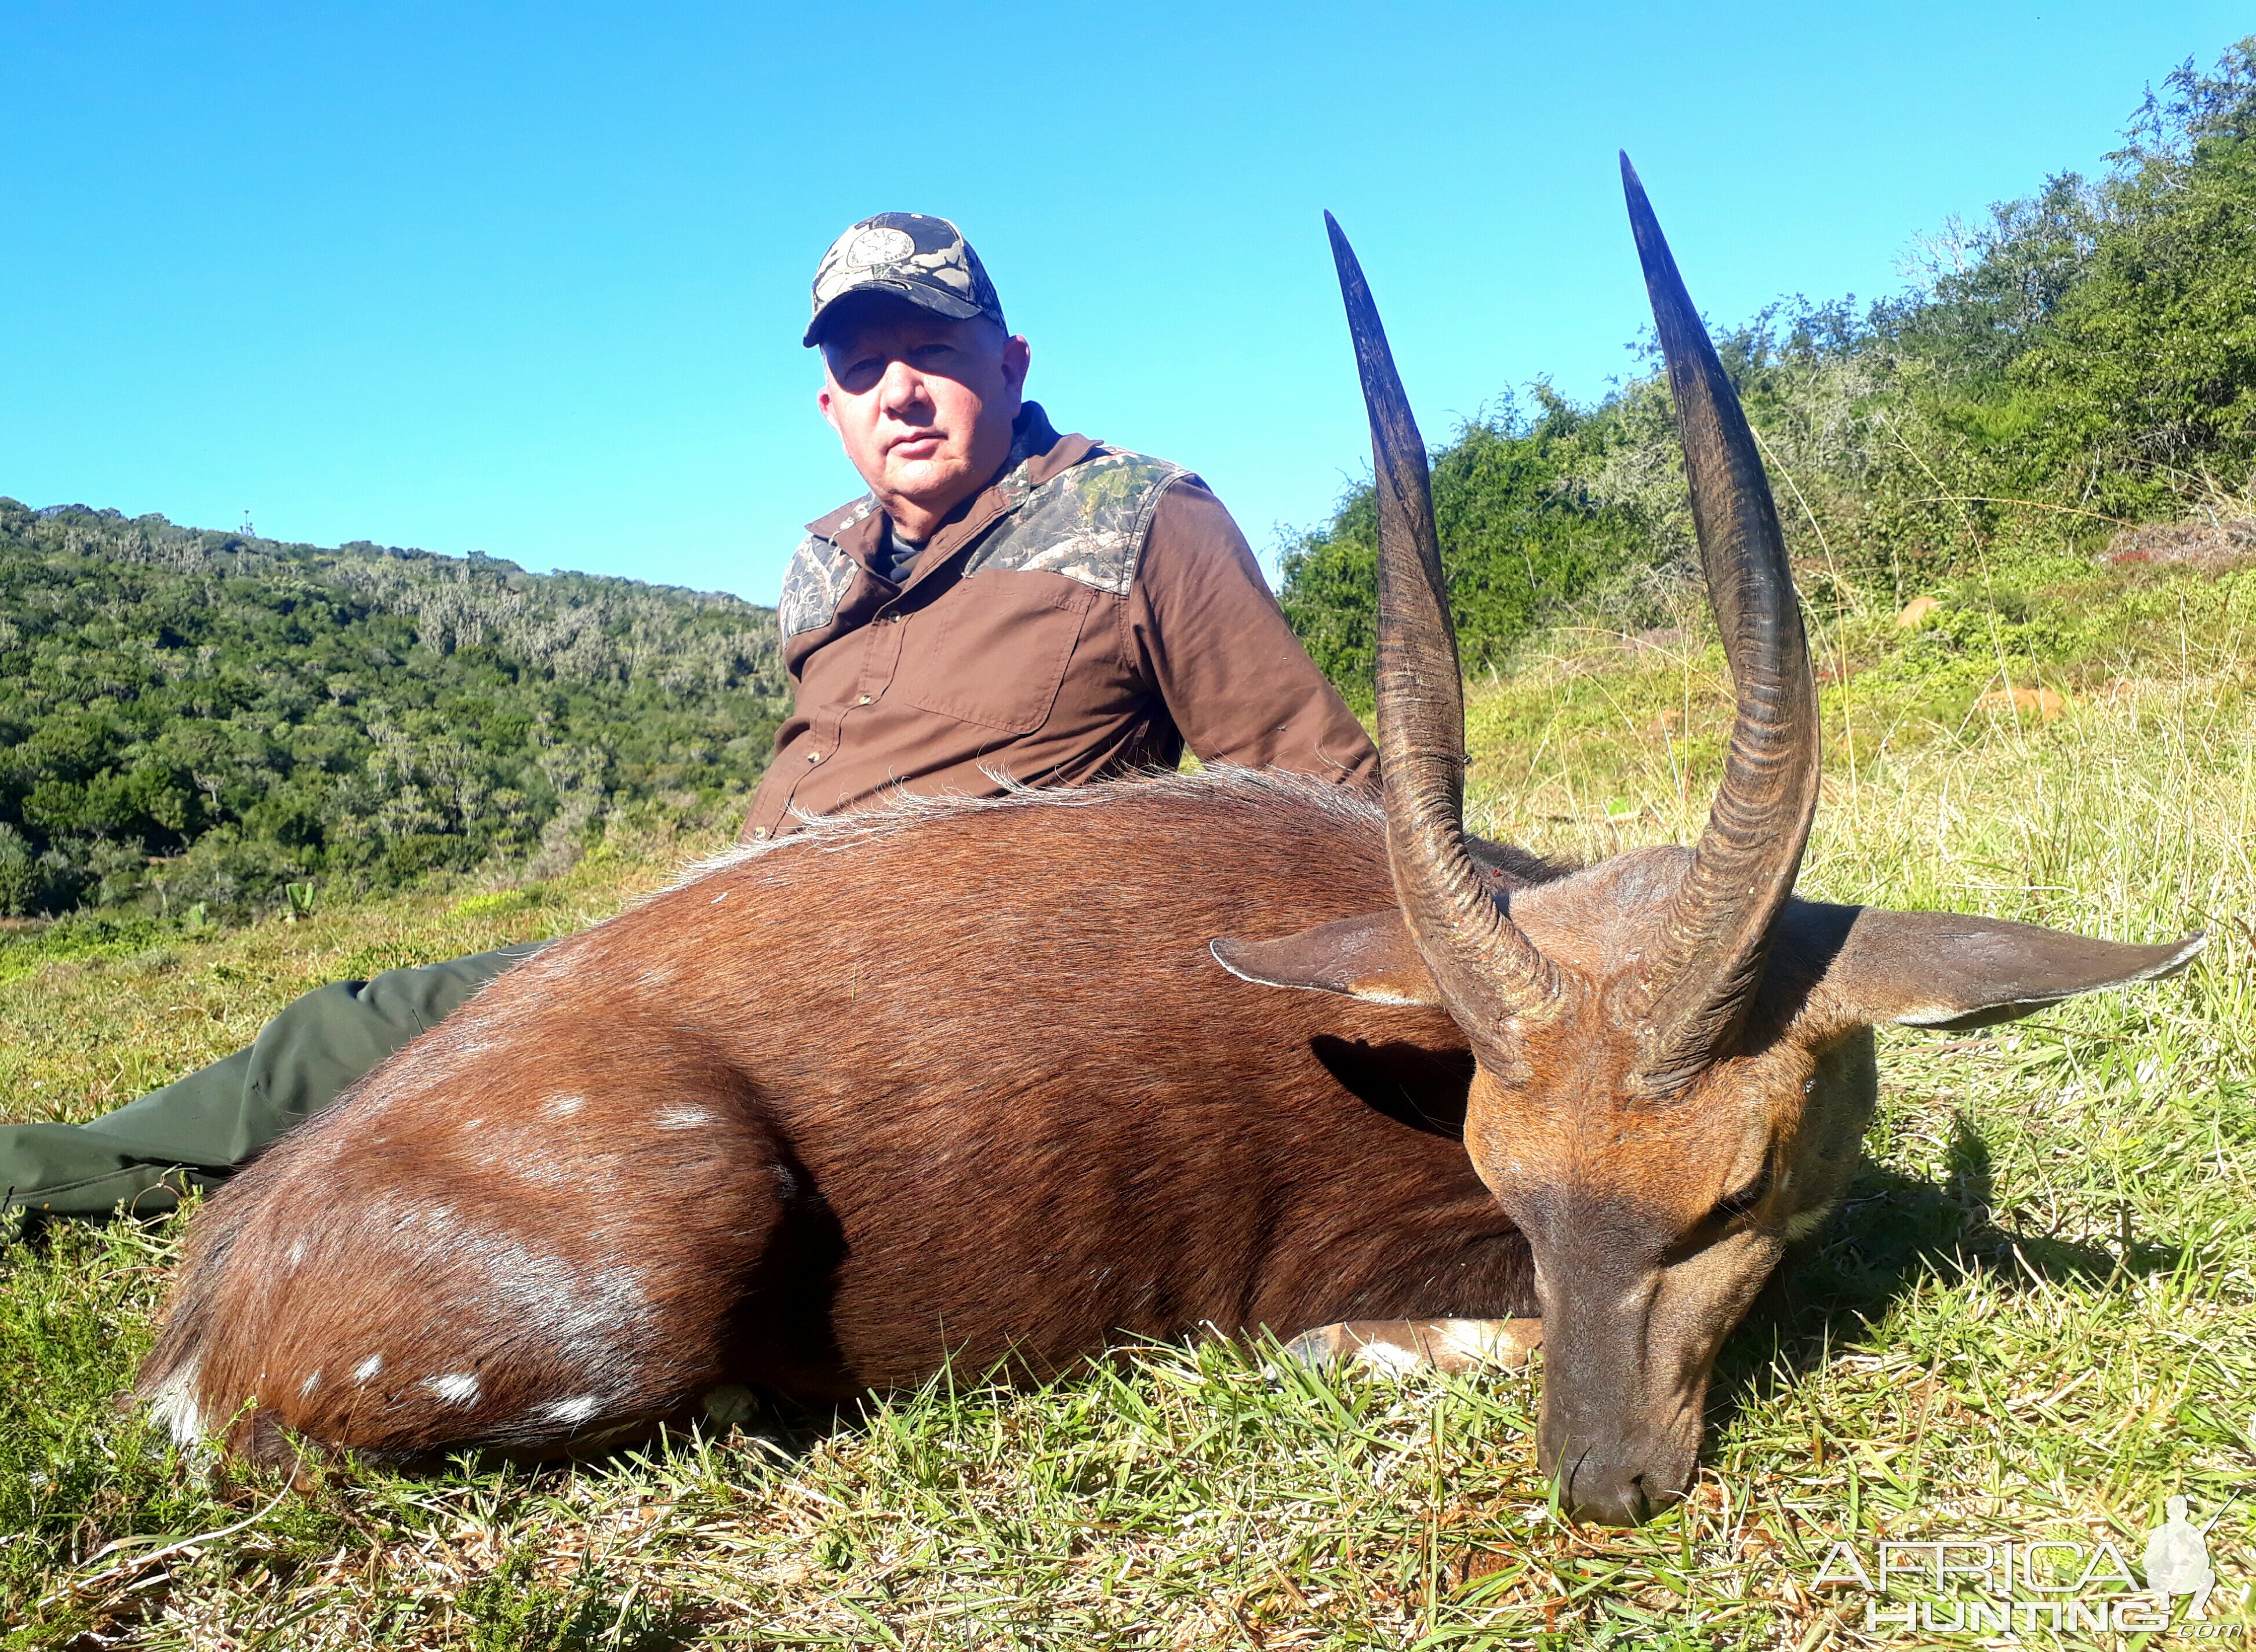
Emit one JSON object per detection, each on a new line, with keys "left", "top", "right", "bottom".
{"left": 845, "top": 227, "right": 916, "bottom": 268}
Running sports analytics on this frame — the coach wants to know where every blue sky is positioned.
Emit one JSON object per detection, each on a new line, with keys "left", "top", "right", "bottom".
{"left": 3, "top": 3, "right": 2247, "bottom": 606}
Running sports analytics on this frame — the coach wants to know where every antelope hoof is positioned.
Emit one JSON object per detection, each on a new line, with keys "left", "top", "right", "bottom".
{"left": 1281, "top": 1317, "right": 1542, "bottom": 1376}
{"left": 700, "top": 1384, "right": 759, "bottom": 1428}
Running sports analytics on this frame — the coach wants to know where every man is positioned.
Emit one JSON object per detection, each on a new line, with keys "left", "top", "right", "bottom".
{"left": 0, "top": 213, "right": 1376, "bottom": 1224}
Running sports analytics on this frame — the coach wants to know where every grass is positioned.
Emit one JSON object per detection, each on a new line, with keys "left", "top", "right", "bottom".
{"left": 3, "top": 551, "right": 2253, "bottom": 1647}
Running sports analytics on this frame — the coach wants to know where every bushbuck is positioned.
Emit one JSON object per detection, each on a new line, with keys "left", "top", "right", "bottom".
{"left": 138, "top": 159, "right": 2200, "bottom": 1524}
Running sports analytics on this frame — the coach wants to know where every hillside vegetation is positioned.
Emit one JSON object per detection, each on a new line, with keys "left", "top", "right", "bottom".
{"left": 0, "top": 504, "right": 786, "bottom": 923}
{"left": 1283, "top": 40, "right": 2256, "bottom": 701}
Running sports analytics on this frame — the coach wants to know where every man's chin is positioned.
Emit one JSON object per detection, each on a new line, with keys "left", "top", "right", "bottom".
{"left": 882, "top": 457, "right": 971, "bottom": 509}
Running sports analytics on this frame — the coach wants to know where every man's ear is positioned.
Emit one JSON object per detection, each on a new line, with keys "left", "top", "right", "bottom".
{"left": 1790, "top": 903, "right": 2206, "bottom": 1032}
{"left": 1210, "top": 910, "right": 1441, "bottom": 1007}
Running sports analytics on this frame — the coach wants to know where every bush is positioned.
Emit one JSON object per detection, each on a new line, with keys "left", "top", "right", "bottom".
{"left": 0, "top": 824, "right": 34, "bottom": 916}
{"left": 1280, "top": 37, "right": 2256, "bottom": 685}
{"left": 1279, "top": 392, "right": 1648, "bottom": 707}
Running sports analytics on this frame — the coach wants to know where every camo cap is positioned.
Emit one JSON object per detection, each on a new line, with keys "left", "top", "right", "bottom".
{"left": 804, "top": 213, "right": 1007, "bottom": 348}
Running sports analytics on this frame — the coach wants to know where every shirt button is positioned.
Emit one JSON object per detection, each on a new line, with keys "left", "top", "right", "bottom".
{"left": 808, "top": 751, "right": 822, "bottom": 763}
{"left": 751, "top": 828, "right": 768, "bottom": 840}
{"left": 856, "top": 694, "right": 872, "bottom": 705}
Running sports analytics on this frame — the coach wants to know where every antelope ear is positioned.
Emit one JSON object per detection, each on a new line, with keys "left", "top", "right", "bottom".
{"left": 1209, "top": 911, "right": 1443, "bottom": 1007}
{"left": 1798, "top": 905, "right": 2206, "bottom": 1032}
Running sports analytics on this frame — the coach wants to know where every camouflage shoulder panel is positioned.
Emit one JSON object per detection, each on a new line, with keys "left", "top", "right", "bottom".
{"left": 777, "top": 497, "right": 878, "bottom": 639}
{"left": 962, "top": 448, "right": 1190, "bottom": 596}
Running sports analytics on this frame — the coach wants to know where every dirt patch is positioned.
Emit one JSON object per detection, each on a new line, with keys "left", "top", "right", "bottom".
{"left": 2104, "top": 516, "right": 2256, "bottom": 574}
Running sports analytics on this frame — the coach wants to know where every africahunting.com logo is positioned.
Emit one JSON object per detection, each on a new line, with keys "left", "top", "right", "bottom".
{"left": 1809, "top": 1498, "right": 2249, "bottom": 1638}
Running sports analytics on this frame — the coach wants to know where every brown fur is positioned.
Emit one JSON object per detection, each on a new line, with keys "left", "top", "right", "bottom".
{"left": 139, "top": 771, "right": 1537, "bottom": 1462}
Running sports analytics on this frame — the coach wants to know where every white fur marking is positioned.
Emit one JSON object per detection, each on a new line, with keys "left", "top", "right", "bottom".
{"left": 537, "top": 1394, "right": 604, "bottom": 1427}
{"left": 655, "top": 1105, "right": 714, "bottom": 1130}
{"left": 354, "top": 1354, "right": 383, "bottom": 1382}
{"left": 367, "top": 1196, "right": 655, "bottom": 1377}
{"left": 543, "top": 1095, "right": 586, "bottom": 1119}
{"left": 147, "top": 1358, "right": 205, "bottom": 1447}
{"left": 426, "top": 1373, "right": 481, "bottom": 1406}
{"left": 299, "top": 1369, "right": 321, "bottom": 1398}
{"left": 288, "top": 1238, "right": 307, "bottom": 1267}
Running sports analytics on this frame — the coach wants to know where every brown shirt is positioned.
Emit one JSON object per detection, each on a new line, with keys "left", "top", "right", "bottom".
{"left": 741, "top": 406, "right": 1378, "bottom": 841}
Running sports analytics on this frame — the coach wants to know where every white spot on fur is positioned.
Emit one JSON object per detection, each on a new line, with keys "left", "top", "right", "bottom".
{"left": 655, "top": 1106, "right": 714, "bottom": 1130}
{"left": 426, "top": 1373, "right": 481, "bottom": 1406}
{"left": 354, "top": 1354, "right": 383, "bottom": 1382}
{"left": 710, "top": 889, "right": 729, "bottom": 904}
{"left": 543, "top": 1095, "right": 585, "bottom": 1119}
{"left": 288, "top": 1238, "right": 307, "bottom": 1267}
{"left": 147, "top": 1358, "right": 205, "bottom": 1447}
{"left": 366, "top": 1196, "right": 656, "bottom": 1386}
{"left": 300, "top": 1369, "right": 321, "bottom": 1398}
{"left": 537, "top": 1394, "right": 603, "bottom": 1426}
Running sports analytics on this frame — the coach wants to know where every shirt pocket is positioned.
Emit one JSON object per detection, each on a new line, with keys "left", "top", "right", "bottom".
{"left": 891, "top": 571, "right": 1098, "bottom": 734}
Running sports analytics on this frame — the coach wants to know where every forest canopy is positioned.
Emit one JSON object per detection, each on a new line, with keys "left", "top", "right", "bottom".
{"left": 1281, "top": 39, "right": 2256, "bottom": 702}
{"left": 0, "top": 504, "right": 786, "bottom": 921}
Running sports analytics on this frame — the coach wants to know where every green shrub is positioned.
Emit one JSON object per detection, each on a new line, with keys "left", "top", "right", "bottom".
{"left": 1279, "top": 392, "right": 1648, "bottom": 707}
{"left": 1280, "top": 37, "right": 2256, "bottom": 688}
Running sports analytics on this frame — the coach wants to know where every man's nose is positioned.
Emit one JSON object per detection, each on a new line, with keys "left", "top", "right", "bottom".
{"left": 877, "top": 359, "right": 930, "bottom": 419}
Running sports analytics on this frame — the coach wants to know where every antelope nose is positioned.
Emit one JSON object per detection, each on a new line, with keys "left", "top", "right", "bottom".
{"left": 1564, "top": 1453, "right": 1661, "bottom": 1527}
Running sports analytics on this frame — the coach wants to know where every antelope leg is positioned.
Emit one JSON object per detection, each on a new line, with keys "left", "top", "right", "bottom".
{"left": 1280, "top": 1317, "right": 1542, "bottom": 1375}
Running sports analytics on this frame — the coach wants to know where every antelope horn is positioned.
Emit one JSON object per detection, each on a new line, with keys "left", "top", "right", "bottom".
{"left": 1325, "top": 212, "right": 1562, "bottom": 1032}
{"left": 1616, "top": 156, "right": 1821, "bottom": 1093}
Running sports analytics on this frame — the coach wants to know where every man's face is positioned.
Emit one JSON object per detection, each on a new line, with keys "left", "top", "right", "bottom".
{"left": 816, "top": 296, "right": 1031, "bottom": 534}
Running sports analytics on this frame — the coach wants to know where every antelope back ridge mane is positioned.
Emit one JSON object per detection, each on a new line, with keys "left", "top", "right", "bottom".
{"left": 139, "top": 170, "right": 2203, "bottom": 1525}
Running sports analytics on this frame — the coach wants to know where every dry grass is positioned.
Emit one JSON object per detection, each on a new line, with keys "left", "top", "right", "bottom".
{"left": 4, "top": 557, "right": 2253, "bottom": 1648}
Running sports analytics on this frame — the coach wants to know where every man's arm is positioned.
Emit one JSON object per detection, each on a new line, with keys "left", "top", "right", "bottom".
{"left": 1127, "top": 479, "right": 1379, "bottom": 787}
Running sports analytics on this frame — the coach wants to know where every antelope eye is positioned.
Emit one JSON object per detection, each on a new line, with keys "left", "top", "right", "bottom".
{"left": 1712, "top": 1162, "right": 1772, "bottom": 1222}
